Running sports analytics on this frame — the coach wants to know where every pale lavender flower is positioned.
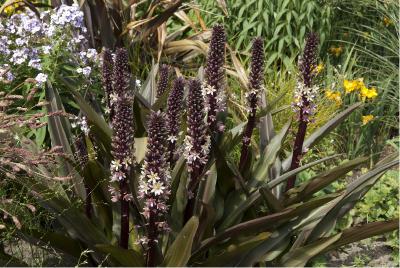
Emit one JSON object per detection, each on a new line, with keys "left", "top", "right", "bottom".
{"left": 34, "top": 73, "right": 48, "bottom": 86}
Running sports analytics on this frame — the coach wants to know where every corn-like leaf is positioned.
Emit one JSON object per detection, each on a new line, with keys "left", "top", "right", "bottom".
{"left": 282, "top": 218, "right": 399, "bottom": 267}
{"left": 280, "top": 233, "right": 341, "bottom": 267}
{"left": 18, "top": 230, "right": 82, "bottom": 259}
{"left": 164, "top": 216, "right": 199, "bottom": 267}
{"left": 201, "top": 232, "right": 270, "bottom": 266}
{"left": 259, "top": 186, "right": 284, "bottom": 212}
{"left": 45, "top": 81, "right": 86, "bottom": 199}
{"left": 307, "top": 157, "right": 398, "bottom": 242}
{"left": 285, "top": 156, "right": 369, "bottom": 205}
{"left": 196, "top": 194, "right": 338, "bottom": 256}
{"left": 251, "top": 120, "right": 291, "bottom": 188}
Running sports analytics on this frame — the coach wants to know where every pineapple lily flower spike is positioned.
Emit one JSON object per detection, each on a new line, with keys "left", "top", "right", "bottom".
{"left": 138, "top": 111, "right": 171, "bottom": 267}
{"left": 204, "top": 24, "right": 226, "bottom": 132}
{"left": 156, "top": 64, "right": 171, "bottom": 99}
{"left": 238, "top": 37, "right": 265, "bottom": 173}
{"left": 108, "top": 48, "right": 135, "bottom": 249}
{"left": 166, "top": 77, "right": 185, "bottom": 165}
{"left": 286, "top": 32, "right": 319, "bottom": 191}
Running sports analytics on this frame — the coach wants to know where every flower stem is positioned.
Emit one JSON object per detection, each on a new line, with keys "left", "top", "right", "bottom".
{"left": 286, "top": 103, "right": 308, "bottom": 191}
{"left": 119, "top": 180, "right": 130, "bottom": 249}
{"left": 146, "top": 211, "right": 157, "bottom": 267}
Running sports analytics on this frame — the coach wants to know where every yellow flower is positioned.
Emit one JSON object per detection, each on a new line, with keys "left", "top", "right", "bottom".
{"left": 383, "top": 17, "right": 392, "bottom": 27}
{"left": 329, "top": 46, "right": 343, "bottom": 57}
{"left": 362, "top": 115, "right": 374, "bottom": 125}
{"left": 313, "top": 63, "right": 324, "bottom": 75}
{"left": 325, "top": 89, "right": 342, "bottom": 105}
{"left": 360, "top": 86, "right": 378, "bottom": 101}
{"left": 343, "top": 79, "right": 358, "bottom": 93}
{"left": 343, "top": 78, "right": 366, "bottom": 93}
{"left": 4, "top": 3, "right": 19, "bottom": 15}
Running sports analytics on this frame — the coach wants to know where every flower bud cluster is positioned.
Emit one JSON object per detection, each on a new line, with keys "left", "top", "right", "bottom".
{"left": 156, "top": 64, "right": 171, "bottom": 98}
{"left": 166, "top": 77, "right": 185, "bottom": 162}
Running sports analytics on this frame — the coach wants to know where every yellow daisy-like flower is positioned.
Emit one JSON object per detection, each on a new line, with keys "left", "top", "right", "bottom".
{"left": 365, "top": 87, "right": 378, "bottom": 99}
{"left": 313, "top": 63, "right": 324, "bottom": 75}
{"left": 343, "top": 78, "right": 366, "bottom": 93}
{"left": 4, "top": 3, "right": 19, "bottom": 15}
{"left": 329, "top": 46, "right": 343, "bottom": 57}
{"left": 325, "top": 89, "right": 342, "bottom": 105}
{"left": 360, "top": 86, "right": 378, "bottom": 101}
{"left": 383, "top": 17, "right": 392, "bottom": 27}
{"left": 362, "top": 115, "right": 374, "bottom": 125}
{"left": 343, "top": 79, "right": 358, "bottom": 93}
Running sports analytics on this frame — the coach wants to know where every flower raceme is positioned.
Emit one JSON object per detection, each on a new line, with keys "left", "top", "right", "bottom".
{"left": 138, "top": 111, "right": 171, "bottom": 221}
{"left": 166, "top": 77, "right": 185, "bottom": 164}
{"left": 107, "top": 48, "right": 135, "bottom": 249}
{"left": 184, "top": 79, "right": 210, "bottom": 193}
{"left": 102, "top": 49, "right": 114, "bottom": 119}
{"left": 204, "top": 24, "right": 226, "bottom": 130}
{"left": 156, "top": 64, "right": 171, "bottom": 98}
{"left": 239, "top": 37, "right": 264, "bottom": 172}
{"left": 137, "top": 111, "right": 171, "bottom": 265}
{"left": 109, "top": 48, "right": 135, "bottom": 195}
{"left": 287, "top": 32, "right": 319, "bottom": 191}
{"left": 292, "top": 32, "right": 319, "bottom": 123}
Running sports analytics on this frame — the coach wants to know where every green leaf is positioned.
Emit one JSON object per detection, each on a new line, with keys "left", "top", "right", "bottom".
{"left": 282, "top": 103, "right": 362, "bottom": 171}
{"left": 282, "top": 218, "right": 399, "bottom": 267}
{"left": 201, "top": 232, "right": 271, "bottom": 266}
{"left": 269, "top": 154, "right": 340, "bottom": 188}
{"left": 259, "top": 186, "right": 284, "bottom": 212}
{"left": 323, "top": 219, "right": 399, "bottom": 253}
{"left": 95, "top": 244, "right": 144, "bottom": 267}
{"left": 285, "top": 156, "right": 369, "bottom": 205}
{"left": 281, "top": 233, "right": 341, "bottom": 267}
{"left": 307, "top": 157, "right": 399, "bottom": 242}
{"left": 18, "top": 230, "right": 82, "bottom": 259}
{"left": 195, "top": 194, "right": 338, "bottom": 257}
{"left": 251, "top": 120, "right": 291, "bottom": 188}
{"left": 164, "top": 216, "right": 199, "bottom": 267}
{"left": 45, "top": 81, "right": 85, "bottom": 199}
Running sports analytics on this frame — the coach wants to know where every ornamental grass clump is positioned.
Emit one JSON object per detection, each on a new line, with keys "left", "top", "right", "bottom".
{"left": 108, "top": 48, "right": 135, "bottom": 249}
{"left": 166, "top": 77, "right": 185, "bottom": 165}
{"left": 238, "top": 37, "right": 264, "bottom": 172}
{"left": 138, "top": 111, "right": 171, "bottom": 266}
{"left": 286, "top": 32, "right": 319, "bottom": 191}
{"left": 203, "top": 24, "right": 226, "bottom": 131}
